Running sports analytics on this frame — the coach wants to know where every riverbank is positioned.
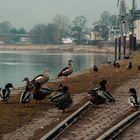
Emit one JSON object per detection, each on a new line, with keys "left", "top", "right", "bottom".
{"left": 0, "top": 44, "right": 114, "bottom": 53}
{"left": 1, "top": 50, "right": 140, "bottom": 140}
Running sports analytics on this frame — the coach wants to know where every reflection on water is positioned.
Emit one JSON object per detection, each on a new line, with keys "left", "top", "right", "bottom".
{"left": 0, "top": 51, "right": 114, "bottom": 87}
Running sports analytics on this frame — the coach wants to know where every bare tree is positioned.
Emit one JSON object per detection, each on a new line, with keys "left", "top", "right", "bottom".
{"left": 100, "top": 11, "right": 111, "bottom": 26}
{"left": 0, "top": 21, "right": 13, "bottom": 43}
{"left": 29, "top": 23, "right": 59, "bottom": 44}
{"left": 72, "top": 16, "right": 88, "bottom": 44}
{"left": 53, "top": 15, "right": 70, "bottom": 40}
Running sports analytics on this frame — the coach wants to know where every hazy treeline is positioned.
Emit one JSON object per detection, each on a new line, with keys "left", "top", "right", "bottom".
{"left": 0, "top": 11, "right": 117, "bottom": 44}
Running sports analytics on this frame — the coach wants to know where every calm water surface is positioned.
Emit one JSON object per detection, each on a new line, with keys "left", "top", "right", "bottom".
{"left": 0, "top": 50, "right": 114, "bottom": 88}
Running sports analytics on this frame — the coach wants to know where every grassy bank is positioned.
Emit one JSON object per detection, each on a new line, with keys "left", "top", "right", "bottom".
{"left": 0, "top": 51, "right": 140, "bottom": 139}
{"left": 0, "top": 44, "right": 114, "bottom": 53}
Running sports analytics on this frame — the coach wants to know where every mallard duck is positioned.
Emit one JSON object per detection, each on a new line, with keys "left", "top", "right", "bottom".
{"left": 128, "top": 88, "right": 139, "bottom": 109}
{"left": 93, "top": 65, "right": 98, "bottom": 72}
{"left": 137, "top": 65, "right": 140, "bottom": 70}
{"left": 58, "top": 60, "right": 73, "bottom": 82}
{"left": 30, "top": 68, "right": 49, "bottom": 86}
{"left": 22, "top": 77, "right": 33, "bottom": 90}
{"left": 0, "top": 83, "right": 14, "bottom": 103}
{"left": 98, "top": 80, "right": 115, "bottom": 102}
{"left": 126, "top": 62, "right": 132, "bottom": 69}
{"left": 48, "top": 83, "right": 64, "bottom": 103}
{"left": 20, "top": 77, "right": 33, "bottom": 105}
{"left": 56, "top": 83, "right": 63, "bottom": 93}
{"left": 49, "top": 93, "right": 64, "bottom": 104}
{"left": 20, "top": 90, "right": 33, "bottom": 105}
{"left": 89, "top": 80, "right": 115, "bottom": 104}
{"left": 112, "top": 61, "right": 120, "bottom": 68}
{"left": 55, "top": 86, "right": 73, "bottom": 113}
{"left": 31, "top": 83, "right": 54, "bottom": 103}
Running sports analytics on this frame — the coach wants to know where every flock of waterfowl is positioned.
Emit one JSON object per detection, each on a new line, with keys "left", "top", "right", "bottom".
{"left": 91, "top": 60, "right": 140, "bottom": 111}
{"left": 0, "top": 59, "right": 74, "bottom": 112}
{"left": 0, "top": 59, "right": 140, "bottom": 112}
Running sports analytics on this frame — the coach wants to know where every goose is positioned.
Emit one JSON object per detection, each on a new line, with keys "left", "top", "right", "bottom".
{"left": 31, "top": 83, "right": 54, "bottom": 103}
{"left": 30, "top": 68, "right": 49, "bottom": 86}
{"left": 58, "top": 60, "right": 73, "bottom": 82}
{"left": 128, "top": 88, "right": 139, "bottom": 109}
{"left": 0, "top": 83, "right": 14, "bottom": 103}
{"left": 20, "top": 77, "right": 33, "bottom": 105}
{"left": 55, "top": 86, "right": 73, "bottom": 113}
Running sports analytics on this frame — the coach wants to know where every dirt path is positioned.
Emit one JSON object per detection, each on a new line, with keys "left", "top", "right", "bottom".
{"left": 2, "top": 93, "right": 86, "bottom": 140}
{"left": 57, "top": 74, "right": 140, "bottom": 140}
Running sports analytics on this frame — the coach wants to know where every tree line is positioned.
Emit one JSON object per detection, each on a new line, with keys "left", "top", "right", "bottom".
{"left": 0, "top": 11, "right": 118, "bottom": 44}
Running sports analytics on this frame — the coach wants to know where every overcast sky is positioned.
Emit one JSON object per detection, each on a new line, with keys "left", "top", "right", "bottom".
{"left": 0, "top": 0, "right": 139, "bottom": 30}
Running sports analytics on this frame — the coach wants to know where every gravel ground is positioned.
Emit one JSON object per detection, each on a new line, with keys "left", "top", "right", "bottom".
{"left": 57, "top": 74, "right": 140, "bottom": 140}
{"left": 115, "top": 118, "right": 140, "bottom": 140}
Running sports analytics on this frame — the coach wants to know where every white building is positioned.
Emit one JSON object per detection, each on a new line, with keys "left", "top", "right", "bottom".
{"left": 134, "top": 20, "right": 140, "bottom": 43}
{"left": 61, "top": 38, "right": 74, "bottom": 44}
{"left": 108, "top": 26, "right": 120, "bottom": 41}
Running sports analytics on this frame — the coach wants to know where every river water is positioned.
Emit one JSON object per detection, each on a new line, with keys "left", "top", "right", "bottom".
{"left": 0, "top": 50, "right": 114, "bottom": 88}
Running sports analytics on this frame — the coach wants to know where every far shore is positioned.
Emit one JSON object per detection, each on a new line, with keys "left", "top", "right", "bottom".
{"left": 0, "top": 44, "right": 115, "bottom": 53}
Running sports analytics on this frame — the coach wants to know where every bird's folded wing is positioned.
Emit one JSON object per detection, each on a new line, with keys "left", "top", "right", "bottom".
{"left": 30, "top": 74, "right": 43, "bottom": 82}
{"left": 58, "top": 67, "right": 69, "bottom": 77}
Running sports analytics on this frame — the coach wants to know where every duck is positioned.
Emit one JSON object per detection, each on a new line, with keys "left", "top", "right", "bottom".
{"left": 31, "top": 83, "right": 54, "bottom": 103}
{"left": 112, "top": 61, "right": 120, "bottom": 68}
{"left": 0, "top": 83, "right": 14, "bottom": 103}
{"left": 58, "top": 60, "right": 73, "bottom": 82}
{"left": 30, "top": 68, "right": 49, "bottom": 86}
{"left": 89, "top": 80, "right": 115, "bottom": 105}
{"left": 106, "top": 61, "right": 111, "bottom": 64}
{"left": 22, "top": 77, "right": 33, "bottom": 90}
{"left": 93, "top": 65, "right": 98, "bottom": 72}
{"left": 128, "top": 88, "right": 139, "bottom": 109}
{"left": 20, "top": 77, "right": 33, "bottom": 105}
{"left": 137, "top": 65, "right": 140, "bottom": 71}
{"left": 126, "top": 62, "right": 132, "bottom": 69}
{"left": 116, "top": 62, "right": 120, "bottom": 68}
{"left": 55, "top": 86, "right": 73, "bottom": 113}
{"left": 98, "top": 80, "right": 115, "bottom": 102}
{"left": 48, "top": 83, "right": 65, "bottom": 104}
{"left": 20, "top": 90, "right": 33, "bottom": 105}
{"left": 56, "top": 83, "right": 63, "bottom": 93}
